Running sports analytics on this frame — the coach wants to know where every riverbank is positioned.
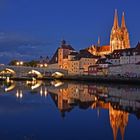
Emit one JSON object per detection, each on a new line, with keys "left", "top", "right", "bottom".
{"left": 46, "top": 75, "right": 140, "bottom": 85}
{"left": 0, "top": 75, "right": 140, "bottom": 85}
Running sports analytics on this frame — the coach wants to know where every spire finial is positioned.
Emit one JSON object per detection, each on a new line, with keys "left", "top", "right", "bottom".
{"left": 61, "top": 39, "right": 66, "bottom": 45}
{"left": 97, "top": 36, "right": 100, "bottom": 47}
{"left": 113, "top": 9, "right": 119, "bottom": 29}
{"left": 121, "top": 11, "right": 126, "bottom": 29}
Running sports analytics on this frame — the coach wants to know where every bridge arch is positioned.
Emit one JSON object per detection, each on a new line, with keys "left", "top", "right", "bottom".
{"left": 28, "top": 70, "right": 43, "bottom": 78}
{"left": 0, "top": 68, "right": 16, "bottom": 77}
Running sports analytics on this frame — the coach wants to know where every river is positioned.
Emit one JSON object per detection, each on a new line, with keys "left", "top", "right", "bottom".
{"left": 0, "top": 80, "right": 140, "bottom": 140}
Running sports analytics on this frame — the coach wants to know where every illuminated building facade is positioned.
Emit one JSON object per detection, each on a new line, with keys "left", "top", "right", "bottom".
{"left": 49, "top": 40, "right": 99, "bottom": 75}
{"left": 110, "top": 10, "right": 130, "bottom": 52}
{"left": 86, "top": 10, "right": 130, "bottom": 56}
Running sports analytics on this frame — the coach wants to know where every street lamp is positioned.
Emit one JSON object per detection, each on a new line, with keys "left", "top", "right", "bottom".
{"left": 16, "top": 61, "right": 24, "bottom": 66}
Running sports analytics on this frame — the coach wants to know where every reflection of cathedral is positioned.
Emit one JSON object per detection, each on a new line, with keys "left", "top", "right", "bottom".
{"left": 2, "top": 80, "right": 140, "bottom": 140}
{"left": 48, "top": 82, "right": 131, "bottom": 139}
{"left": 109, "top": 105, "right": 128, "bottom": 140}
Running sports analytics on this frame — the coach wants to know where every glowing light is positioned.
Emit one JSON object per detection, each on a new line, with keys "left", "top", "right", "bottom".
{"left": 20, "top": 61, "right": 23, "bottom": 65}
{"left": 40, "top": 64, "right": 43, "bottom": 67}
{"left": 31, "top": 81, "right": 42, "bottom": 90}
{"left": 44, "top": 64, "right": 48, "bottom": 67}
{"left": 44, "top": 88, "right": 47, "bottom": 97}
{"left": 16, "top": 61, "right": 24, "bottom": 66}
{"left": 20, "top": 93, "right": 23, "bottom": 98}
{"left": 16, "top": 90, "right": 19, "bottom": 98}
{"left": 40, "top": 87, "right": 43, "bottom": 96}
{"left": 20, "top": 90, "right": 23, "bottom": 99}
{"left": 4, "top": 88, "right": 8, "bottom": 92}
{"left": 6, "top": 77, "right": 10, "bottom": 83}
{"left": 16, "top": 62, "right": 20, "bottom": 66}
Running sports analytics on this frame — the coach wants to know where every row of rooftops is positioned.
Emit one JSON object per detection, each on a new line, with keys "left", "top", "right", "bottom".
{"left": 49, "top": 40, "right": 140, "bottom": 64}
{"left": 107, "top": 42, "right": 140, "bottom": 59}
{"left": 86, "top": 45, "right": 111, "bottom": 52}
{"left": 49, "top": 40, "right": 101, "bottom": 64}
{"left": 71, "top": 49, "right": 100, "bottom": 60}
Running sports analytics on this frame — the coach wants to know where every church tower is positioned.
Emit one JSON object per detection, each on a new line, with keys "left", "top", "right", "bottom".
{"left": 121, "top": 12, "right": 130, "bottom": 49}
{"left": 110, "top": 10, "right": 130, "bottom": 52}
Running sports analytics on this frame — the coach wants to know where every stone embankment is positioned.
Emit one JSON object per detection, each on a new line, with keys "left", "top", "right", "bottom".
{"left": 48, "top": 75, "right": 140, "bottom": 85}
{"left": 0, "top": 75, "right": 140, "bottom": 85}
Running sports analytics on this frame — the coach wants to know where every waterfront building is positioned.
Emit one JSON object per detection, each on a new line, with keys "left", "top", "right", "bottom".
{"left": 68, "top": 49, "right": 99, "bottom": 75}
{"left": 106, "top": 42, "right": 140, "bottom": 65}
{"left": 49, "top": 40, "right": 76, "bottom": 70}
{"left": 49, "top": 40, "right": 99, "bottom": 75}
{"left": 48, "top": 10, "right": 132, "bottom": 75}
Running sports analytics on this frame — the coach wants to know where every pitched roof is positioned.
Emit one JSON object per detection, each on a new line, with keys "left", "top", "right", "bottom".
{"left": 96, "top": 58, "right": 111, "bottom": 64}
{"left": 61, "top": 44, "right": 75, "bottom": 50}
{"left": 75, "top": 49, "right": 100, "bottom": 60}
{"left": 60, "top": 40, "right": 75, "bottom": 50}
{"left": 134, "top": 42, "right": 140, "bottom": 52}
{"left": 97, "top": 45, "right": 111, "bottom": 52}
{"left": 109, "top": 48, "right": 135, "bottom": 59}
{"left": 49, "top": 40, "right": 75, "bottom": 64}
{"left": 49, "top": 49, "right": 58, "bottom": 64}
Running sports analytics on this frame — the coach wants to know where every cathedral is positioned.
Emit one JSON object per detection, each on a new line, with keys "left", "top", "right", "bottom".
{"left": 110, "top": 10, "right": 130, "bottom": 52}
{"left": 86, "top": 10, "right": 130, "bottom": 56}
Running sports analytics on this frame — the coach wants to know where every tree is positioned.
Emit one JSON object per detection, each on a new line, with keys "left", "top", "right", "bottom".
{"left": 8, "top": 60, "right": 18, "bottom": 66}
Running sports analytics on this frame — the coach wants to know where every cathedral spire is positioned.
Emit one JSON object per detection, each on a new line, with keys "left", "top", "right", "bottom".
{"left": 121, "top": 12, "right": 126, "bottom": 29}
{"left": 113, "top": 9, "right": 119, "bottom": 29}
{"left": 120, "top": 125, "right": 125, "bottom": 140}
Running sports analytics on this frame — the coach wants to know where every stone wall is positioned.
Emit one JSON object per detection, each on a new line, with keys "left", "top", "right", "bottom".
{"left": 108, "top": 64, "right": 140, "bottom": 77}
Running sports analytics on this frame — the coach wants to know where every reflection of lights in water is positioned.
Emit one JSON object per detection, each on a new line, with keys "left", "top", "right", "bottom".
{"left": 55, "top": 96, "right": 57, "bottom": 100}
{"left": 16, "top": 90, "right": 23, "bottom": 99}
{"left": 40, "top": 87, "right": 43, "bottom": 96}
{"left": 32, "top": 77, "right": 36, "bottom": 81}
{"left": 39, "top": 87, "right": 48, "bottom": 97}
{"left": 26, "top": 80, "right": 42, "bottom": 90}
{"left": 95, "top": 96, "right": 97, "bottom": 101}
{"left": 68, "top": 99, "right": 75, "bottom": 104}
{"left": 4, "top": 80, "right": 16, "bottom": 92}
{"left": 44, "top": 88, "right": 48, "bottom": 97}
{"left": 54, "top": 82, "right": 63, "bottom": 87}
{"left": 51, "top": 80, "right": 64, "bottom": 87}
{"left": 6, "top": 77, "right": 10, "bottom": 83}
{"left": 20, "top": 91, "right": 23, "bottom": 99}
{"left": 16, "top": 90, "right": 19, "bottom": 98}
{"left": 31, "top": 81, "right": 42, "bottom": 90}
{"left": 4, "top": 88, "right": 8, "bottom": 92}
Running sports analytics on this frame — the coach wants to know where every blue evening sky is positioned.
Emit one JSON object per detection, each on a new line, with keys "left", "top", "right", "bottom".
{"left": 0, "top": 0, "right": 139, "bottom": 63}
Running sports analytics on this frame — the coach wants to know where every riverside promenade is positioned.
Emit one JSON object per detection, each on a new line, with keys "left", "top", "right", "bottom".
{"left": 0, "top": 75, "right": 140, "bottom": 85}
{"left": 45, "top": 75, "right": 140, "bottom": 85}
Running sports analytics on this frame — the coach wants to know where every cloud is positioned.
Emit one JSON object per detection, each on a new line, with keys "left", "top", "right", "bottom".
{"left": 0, "top": 32, "right": 52, "bottom": 63}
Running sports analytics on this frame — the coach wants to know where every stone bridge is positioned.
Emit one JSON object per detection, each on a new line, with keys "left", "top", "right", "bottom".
{"left": 0, "top": 65, "right": 68, "bottom": 78}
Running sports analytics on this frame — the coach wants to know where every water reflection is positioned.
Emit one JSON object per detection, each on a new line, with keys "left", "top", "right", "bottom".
{"left": 0, "top": 80, "right": 140, "bottom": 140}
